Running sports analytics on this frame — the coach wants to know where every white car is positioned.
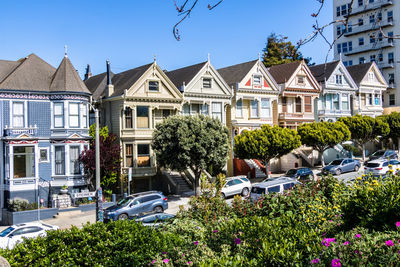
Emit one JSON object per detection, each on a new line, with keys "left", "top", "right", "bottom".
{"left": 0, "top": 222, "right": 59, "bottom": 249}
{"left": 221, "top": 176, "right": 252, "bottom": 198}
{"left": 364, "top": 159, "right": 400, "bottom": 177}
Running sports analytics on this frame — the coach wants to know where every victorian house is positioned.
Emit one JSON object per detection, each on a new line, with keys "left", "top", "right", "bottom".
{"left": 310, "top": 60, "right": 358, "bottom": 122}
{"left": 85, "top": 60, "right": 183, "bottom": 192}
{"left": 346, "top": 62, "right": 388, "bottom": 117}
{"left": 268, "top": 61, "right": 321, "bottom": 129}
{"left": 0, "top": 53, "right": 91, "bottom": 211}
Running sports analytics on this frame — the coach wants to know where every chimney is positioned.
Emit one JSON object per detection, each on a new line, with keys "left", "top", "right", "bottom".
{"left": 106, "top": 60, "right": 114, "bottom": 97}
{"left": 84, "top": 64, "right": 92, "bottom": 81}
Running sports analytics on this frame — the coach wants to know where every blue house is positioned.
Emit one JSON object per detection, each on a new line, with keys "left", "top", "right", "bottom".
{"left": 0, "top": 53, "right": 91, "bottom": 212}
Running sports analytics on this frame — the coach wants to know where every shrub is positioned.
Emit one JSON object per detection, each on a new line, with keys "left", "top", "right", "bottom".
{"left": 8, "top": 198, "right": 38, "bottom": 212}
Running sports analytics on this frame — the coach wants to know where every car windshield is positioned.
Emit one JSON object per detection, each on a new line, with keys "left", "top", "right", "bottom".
{"left": 330, "top": 160, "right": 343, "bottom": 166}
{"left": 116, "top": 198, "right": 132, "bottom": 207}
{"left": 0, "top": 227, "right": 14, "bottom": 237}
{"left": 372, "top": 151, "right": 385, "bottom": 157}
{"left": 286, "top": 169, "right": 297, "bottom": 176}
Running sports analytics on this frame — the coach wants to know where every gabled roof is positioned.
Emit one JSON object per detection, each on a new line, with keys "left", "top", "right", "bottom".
{"left": 217, "top": 60, "right": 258, "bottom": 87}
{"left": 166, "top": 61, "right": 207, "bottom": 90}
{"left": 309, "top": 61, "right": 340, "bottom": 84}
{"left": 50, "top": 56, "right": 91, "bottom": 94}
{"left": 267, "top": 61, "right": 302, "bottom": 84}
{"left": 84, "top": 72, "right": 114, "bottom": 100}
{"left": 0, "top": 59, "right": 22, "bottom": 83}
{"left": 346, "top": 62, "right": 374, "bottom": 84}
{"left": 111, "top": 63, "right": 153, "bottom": 96}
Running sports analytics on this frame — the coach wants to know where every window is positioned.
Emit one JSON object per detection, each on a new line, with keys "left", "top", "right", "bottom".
{"left": 191, "top": 104, "right": 200, "bottom": 115}
{"left": 126, "top": 144, "right": 133, "bottom": 167}
{"left": 370, "top": 55, "right": 376, "bottom": 62}
{"left": 70, "top": 146, "right": 81, "bottom": 175}
{"left": 337, "top": 43, "right": 342, "bottom": 53}
{"left": 125, "top": 107, "right": 133, "bottom": 128}
{"left": 283, "top": 183, "right": 295, "bottom": 190}
{"left": 12, "top": 102, "right": 24, "bottom": 128}
{"left": 342, "top": 42, "right": 348, "bottom": 53}
{"left": 377, "top": 12, "right": 382, "bottom": 22}
{"left": 162, "top": 109, "right": 171, "bottom": 118}
{"left": 282, "top": 97, "right": 287, "bottom": 112}
{"left": 325, "top": 94, "right": 332, "bottom": 110}
{"left": 236, "top": 99, "right": 243, "bottom": 117}
{"left": 260, "top": 98, "right": 270, "bottom": 118}
{"left": 336, "top": 6, "right": 340, "bottom": 17}
{"left": 295, "top": 97, "right": 302, "bottom": 113}
{"left": 341, "top": 4, "right": 348, "bottom": 16}
{"left": 358, "top": 18, "right": 364, "bottom": 26}
{"left": 378, "top": 53, "right": 383, "bottom": 62}
{"left": 253, "top": 76, "right": 261, "bottom": 86}
{"left": 369, "top": 15, "right": 375, "bottom": 24}
{"left": 368, "top": 94, "right": 373, "bottom": 105}
{"left": 182, "top": 103, "right": 190, "bottom": 115}
{"left": 54, "top": 103, "right": 64, "bottom": 128}
{"left": 250, "top": 100, "right": 258, "bottom": 118}
{"left": 297, "top": 77, "right": 305, "bottom": 84}
{"left": 148, "top": 81, "right": 159, "bottom": 91}
{"left": 333, "top": 94, "right": 340, "bottom": 110}
{"left": 55, "top": 146, "right": 65, "bottom": 175}
{"left": 359, "top": 37, "right": 364, "bottom": 46}
{"left": 13, "top": 146, "right": 35, "bottom": 178}
{"left": 82, "top": 104, "right": 87, "bottom": 128}
{"left": 388, "top": 11, "right": 393, "bottom": 23}
{"left": 137, "top": 106, "right": 149, "bottom": 128}
{"left": 305, "top": 96, "right": 312, "bottom": 112}
{"left": 358, "top": 0, "right": 363, "bottom": 6}
{"left": 389, "top": 94, "right": 395, "bottom": 106}
{"left": 203, "top": 78, "right": 212, "bottom": 88}
{"left": 370, "top": 35, "right": 375, "bottom": 43}
{"left": 348, "top": 60, "right": 353, "bottom": 66}
{"left": 39, "top": 148, "right": 49, "bottom": 163}
{"left": 343, "top": 61, "right": 348, "bottom": 67}
{"left": 388, "top": 53, "right": 394, "bottom": 64}
{"left": 375, "top": 94, "right": 380, "bottom": 105}
{"left": 336, "top": 26, "right": 341, "bottom": 35}
{"left": 378, "top": 32, "right": 383, "bottom": 42}
{"left": 348, "top": 41, "right": 353, "bottom": 51}
{"left": 359, "top": 57, "right": 365, "bottom": 64}
{"left": 348, "top": 22, "right": 352, "bottom": 33}
{"left": 388, "top": 73, "right": 395, "bottom": 85}
{"left": 267, "top": 185, "right": 281, "bottom": 194}
{"left": 388, "top": 32, "right": 394, "bottom": 43}
{"left": 137, "top": 144, "right": 150, "bottom": 167}
{"left": 368, "top": 72, "right": 375, "bottom": 81}
{"left": 69, "top": 103, "right": 79, "bottom": 128}
{"left": 342, "top": 94, "right": 349, "bottom": 110}
{"left": 201, "top": 103, "right": 209, "bottom": 115}
{"left": 336, "top": 75, "right": 343, "bottom": 84}
{"left": 369, "top": 0, "right": 374, "bottom": 3}
{"left": 212, "top": 102, "right": 222, "bottom": 121}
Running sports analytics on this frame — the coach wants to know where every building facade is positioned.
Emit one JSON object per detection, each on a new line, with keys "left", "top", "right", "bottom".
{"left": 333, "top": 0, "right": 399, "bottom": 112}
{"left": 0, "top": 53, "right": 91, "bottom": 210}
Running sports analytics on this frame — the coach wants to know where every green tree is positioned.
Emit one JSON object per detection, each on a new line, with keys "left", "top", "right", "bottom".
{"left": 339, "top": 115, "right": 390, "bottom": 161}
{"left": 379, "top": 112, "right": 400, "bottom": 152}
{"left": 152, "top": 115, "right": 230, "bottom": 196}
{"left": 234, "top": 125, "right": 301, "bottom": 177}
{"left": 298, "top": 121, "right": 351, "bottom": 167}
{"left": 89, "top": 124, "right": 109, "bottom": 139}
{"left": 262, "top": 33, "right": 312, "bottom": 67}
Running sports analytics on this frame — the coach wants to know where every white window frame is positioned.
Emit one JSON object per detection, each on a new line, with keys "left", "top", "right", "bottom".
{"left": 12, "top": 101, "right": 25, "bottom": 128}
{"left": 81, "top": 103, "right": 88, "bottom": 129}
{"left": 260, "top": 98, "right": 271, "bottom": 118}
{"left": 54, "top": 145, "right": 66, "bottom": 176}
{"left": 250, "top": 100, "right": 259, "bottom": 118}
{"left": 54, "top": 102, "right": 64, "bottom": 128}
{"left": 69, "top": 102, "right": 80, "bottom": 128}
{"left": 69, "top": 145, "right": 81, "bottom": 175}
{"left": 39, "top": 147, "right": 49, "bottom": 163}
{"left": 297, "top": 76, "right": 305, "bottom": 85}
{"left": 253, "top": 75, "right": 262, "bottom": 86}
{"left": 236, "top": 99, "right": 243, "bottom": 118}
{"left": 211, "top": 102, "right": 222, "bottom": 121}
{"left": 11, "top": 145, "right": 36, "bottom": 179}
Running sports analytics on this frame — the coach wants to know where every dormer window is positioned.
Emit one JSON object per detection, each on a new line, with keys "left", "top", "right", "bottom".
{"left": 203, "top": 78, "right": 212, "bottom": 88}
{"left": 253, "top": 76, "right": 262, "bottom": 86}
{"left": 148, "top": 81, "right": 159, "bottom": 92}
{"left": 336, "top": 75, "right": 343, "bottom": 84}
{"left": 297, "top": 77, "right": 305, "bottom": 85}
{"left": 368, "top": 72, "right": 375, "bottom": 81}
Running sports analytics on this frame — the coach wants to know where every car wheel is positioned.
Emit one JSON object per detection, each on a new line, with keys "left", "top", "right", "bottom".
{"left": 241, "top": 187, "right": 249, "bottom": 197}
{"left": 354, "top": 165, "right": 359, "bottom": 172}
{"left": 335, "top": 169, "right": 342, "bottom": 176}
{"left": 153, "top": 206, "right": 163, "bottom": 213}
{"left": 118, "top": 213, "right": 128, "bottom": 220}
{"left": 220, "top": 192, "right": 226, "bottom": 199}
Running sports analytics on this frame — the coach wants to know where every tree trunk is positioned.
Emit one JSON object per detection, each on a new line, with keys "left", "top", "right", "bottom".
{"left": 362, "top": 143, "right": 366, "bottom": 162}
{"left": 321, "top": 151, "right": 325, "bottom": 167}
{"left": 265, "top": 159, "right": 271, "bottom": 178}
{"left": 194, "top": 171, "right": 201, "bottom": 197}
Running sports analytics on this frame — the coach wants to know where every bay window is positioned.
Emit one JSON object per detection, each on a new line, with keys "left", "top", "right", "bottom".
{"left": 137, "top": 144, "right": 150, "bottom": 167}
{"left": 125, "top": 107, "right": 133, "bottom": 128}
{"left": 182, "top": 103, "right": 190, "bottom": 115}
{"left": 342, "top": 94, "right": 349, "bottom": 110}
{"left": 54, "top": 103, "right": 64, "bottom": 128}
{"left": 250, "top": 100, "right": 258, "bottom": 118}
{"left": 69, "top": 103, "right": 80, "bottom": 128}
{"left": 236, "top": 99, "right": 243, "bottom": 117}
{"left": 212, "top": 102, "right": 222, "bottom": 121}
{"left": 137, "top": 106, "right": 149, "bottom": 128}
{"left": 295, "top": 97, "right": 302, "bottom": 113}
{"left": 260, "top": 99, "right": 270, "bottom": 118}
{"left": 82, "top": 104, "right": 88, "bottom": 128}
{"left": 70, "top": 146, "right": 81, "bottom": 175}
{"left": 55, "top": 146, "right": 65, "bottom": 175}
{"left": 333, "top": 94, "right": 340, "bottom": 110}
{"left": 305, "top": 96, "right": 312, "bottom": 112}
{"left": 201, "top": 103, "right": 209, "bottom": 116}
{"left": 13, "top": 146, "right": 35, "bottom": 178}
{"left": 126, "top": 144, "right": 133, "bottom": 167}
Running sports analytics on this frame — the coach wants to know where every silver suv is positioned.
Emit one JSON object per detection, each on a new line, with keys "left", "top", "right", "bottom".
{"left": 104, "top": 191, "right": 168, "bottom": 221}
{"left": 250, "top": 177, "right": 300, "bottom": 202}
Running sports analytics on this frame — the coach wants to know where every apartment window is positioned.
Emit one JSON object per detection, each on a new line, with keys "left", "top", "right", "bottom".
{"left": 377, "top": 12, "right": 382, "bottom": 22}
{"left": 378, "top": 53, "right": 383, "bottom": 62}
{"left": 236, "top": 99, "right": 243, "bottom": 118}
{"left": 337, "top": 43, "right": 342, "bottom": 53}
{"left": 148, "top": 81, "right": 159, "bottom": 92}
{"left": 348, "top": 22, "right": 352, "bottom": 33}
{"left": 359, "top": 37, "right": 364, "bottom": 46}
{"left": 358, "top": 0, "right": 363, "bottom": 6}
{"left": 295, "top": 97, "right": 302, "bottom": 113}
{"left": 342, "top": 42, "right": 348, "bottom": 53}
{"left": 359, "top": 57, "right": 365, "bottom": 64}
{"left": 375, "top": 94, "right": 380, "bottom": 105}
{"left": 389, "top": 94, "right": 395, "bottom": 105}
{"left": 343, "top": 61, "right": 348, "bottom": 67}
{"left": 388, "top": 73, "right": 395, "bottom": 85}
{"left": 124, "top": 144, "right": 133, "bottom": 167}
{"left": 348, "top": 60, "right": 353, "bottom": 66}
{"left": 201, "top": 103, "right": 209, "bottom": 116}
{"left": 370, "top": 55, "right": 376, "bottom": 62}
{"left": 260, "top": 99, "right": 270, "bottom": 118}
{"left": 212, "top": 102, "right": 222, "bottom": 121}
{"left": 336, "top": 6, "right": 341, "bottom": 17}
{"left": 54, "top": 103, "right": 64, "bottom": 128}
{"left": 336, "top": 26, "right": 341, "bottom": 35}
{"left": 333, "top": 94, "right": 340, "bottom": 110}
{"left": 388, "top": 32, "right": 394, "bottom": 43}
{"left": 203, "top": 78, "right": 212, "bottom": 88}
{"left": 137, "top": 144, "right": 150, "bottom": 168}
{"left": 358, "top": 18, "right": 364, "bottom": 26}
{"left": 370, "top": 35, "right": 375, "bottom": 43}
{"left": 388, "top": 52, "right": 394, "bottom": 64}
{"left": 282, "top": 97, "right": 287, "bottom": 112}
{"left": 250, "top": 100, "right": 258, "bottom": 118}
{"left": 369, "top": 15, "right": 375, "bottom": 24}
{"left": 369, "top": 0, "right": 374, "bottom": 3}
{"left": 82, "top": 104, "right": 87, "bottom": 128}
{"left": 336, "top": 75, "right": 343, "bottom": 84}
{"left": 55, "top": 146, "right": 65, "bottom": 175}
{"left": 368, "top": 94, "right": 373, "bottom": 105}
{"left": 253, "top": 76, "right": 261, "bottom": 86}
{"left": 378, "top": 32, "right": 383, "bottom": 42}
{"left": 13, "top": 146, "right": 35, "bottom": 178}
{"left": 69, "top": 103, "right": 80, "bottom": 128}
{"left": 125, "top": 107, "right": 133, "bottom": 128}
{"left": 342, "top": 94, "right": 349, "bottom": 110}
{"left": 70, "top": 146, "right": 81, "bottom": 175}
{"left": 304, "top": 96, "right": 312, "bottom": 112}
{"left": 137, "top": 106, "right": 149, "bottom": 128}
{"left": 341, "top": 5, "right": 347, "bottom": 16}
{"left": 348, "top": 41, "right": 353, "bottom": 51}
{"left": 388, "top": 11, "right": 393, "bottom": 23}
{"left": 12, "top": 102, "right": 24, "bottom": 128}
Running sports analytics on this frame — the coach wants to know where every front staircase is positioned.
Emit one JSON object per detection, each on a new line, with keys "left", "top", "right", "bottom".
{"left": 244, "top": 159, "right": 267, "bottom": 179}
{"left": 162, "top": 169, "right": 194, "bottom": 196}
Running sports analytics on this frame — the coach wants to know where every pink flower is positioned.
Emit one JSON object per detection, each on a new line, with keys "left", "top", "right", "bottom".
{"left": 193, "top": 241, "right": 199, "bottom": 245}
{"left": 343, "top": 241, "right": 350, "bottom": 245}
{"left": 187, "top": 261, "right": 193, "bottom": 265}
{"left": 151, "top": 260, "right": 156, "bottom": 264}
{"left": 213, "top": 230, "right": 218, "bottom": 233}
{"left": 331, "top": 258, "right": 341, "bottom": 267}
{"left": 355, "top": 234, "right": 361, "bottom": 238}
{"left": 322, "top": 238, "right": 336, "bottom": 247}
{"left": 396, "top": 221, "right": 400, "bottom": 228}
{"left": 163, "top": 259, "right": 169, "bottom": 263}
{"left": 234, "top": 238, "right": 241, "bottom": 245}
{"left": 311, "top": 258, "right": 320, "bottom": 264}
{"left": 385, "top": 240, "right": 394, "bottom": 247}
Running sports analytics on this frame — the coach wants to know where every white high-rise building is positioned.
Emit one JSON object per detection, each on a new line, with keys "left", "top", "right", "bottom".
{"left": 333, "top": 0, "right": 400, "bottom": 112}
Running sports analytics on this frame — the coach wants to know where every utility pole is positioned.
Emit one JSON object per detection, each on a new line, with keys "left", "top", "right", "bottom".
{"left": 95, "top": 108, "right": 103, "bottom": 222}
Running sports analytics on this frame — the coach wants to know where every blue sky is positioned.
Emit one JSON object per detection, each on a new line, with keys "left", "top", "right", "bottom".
{"left": 0, "top": 0, "right": 334, "bottom": 76}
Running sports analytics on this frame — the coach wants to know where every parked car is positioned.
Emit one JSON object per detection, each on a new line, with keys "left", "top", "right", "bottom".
{"left": 103, "top": 191, "right": 168, "bottom": 221}
{"left": 250, "top": 177, "right": 300, "bottom": 202}
{"left": 284, "top": 168, "right": 314, "bottom": 182}
{"left": 364, "top": 159, "right": 400, "bottom": 177}
{"left": 322, "top": 158, "right": 361, "bottom": 175}
{"left": 368, "top": 150, "right": 398, "bottom": 162}
{"left": 221, "top": 176, "right": 252, "bottom": 198}
{"left": 134, "top": 213, "right": 175, "bottom": 227}
{"left": 0, "top": 222, "right": 59, "bottom": 250}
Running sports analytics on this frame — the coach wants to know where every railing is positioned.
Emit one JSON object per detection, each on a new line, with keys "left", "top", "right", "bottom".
{"left": 4, "top": 125, "right": 37, "bottom": 136}
{"left": 388, "top": 82, "right": 396, "bottom": 89}
{"left": 344, "top": 20, "right": 394, "bottom": 37}
{"left": 348, "top": 0, "right": 393, "bottom": 16}
{"left": 278, "top": 113, "right": 314, "bottom": 120}
{"left": 345, "top": 39, "right": 394, "bottom": 56}
{"left": 318, "top": 109, "right": 352, "bottom": 116}
{"left": 377, "top": 62, "right": 395, "bottom": 69}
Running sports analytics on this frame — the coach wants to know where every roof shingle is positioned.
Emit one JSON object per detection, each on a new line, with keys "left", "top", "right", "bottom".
{"left": 346, "top": 62, "right": 373, "bottom": 84}
{"left": 267, "top": 61, "right": 302, "bottom": 84}
{"left": 217, "top": 60, "right": 258, "bottom": 87}
{"left": 309, "top": 61, "right": 340, "bottom": 84}
{"left": 166, "top": 61, "right": 207, "bottom": 90}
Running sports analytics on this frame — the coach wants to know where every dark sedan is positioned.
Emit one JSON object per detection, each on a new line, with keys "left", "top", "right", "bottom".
{"left": 285, "top": 168, "right": 314, "bottom": 182}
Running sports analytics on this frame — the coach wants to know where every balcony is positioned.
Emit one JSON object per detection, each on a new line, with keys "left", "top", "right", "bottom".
{"left": 377, "top": 62, "right": 395, "bottom": 69}
{"left": 388, "top": 82, "right": 396, "bottom": 89}
{"left": 344, "top": 20, "right": 394, "bottom": 37}
{"left": 318, "top": 109, "right": 352, "bottom": 117}
{"left": 348, "top": 0, "right": 393, "bottom": 16}
{"left": 345, "top": 39, "right": 394, "bottom": 56}
{"left": 4, "top": 125, "right": 37, "bottom": 137}
{"left": 278, "top": 113, "right": 314, "bottom": 121}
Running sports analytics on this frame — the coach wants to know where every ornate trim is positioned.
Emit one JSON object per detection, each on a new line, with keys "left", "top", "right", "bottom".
{"left": 0, "top": 92, "right": 89, "bottom": 101}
